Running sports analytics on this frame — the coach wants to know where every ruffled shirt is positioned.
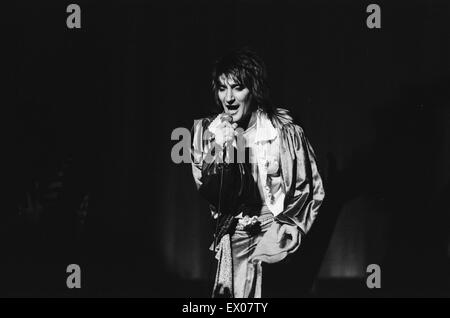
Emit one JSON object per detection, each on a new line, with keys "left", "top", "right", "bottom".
{"left": 245, "top": 109, "right": 285, "bottom": 216}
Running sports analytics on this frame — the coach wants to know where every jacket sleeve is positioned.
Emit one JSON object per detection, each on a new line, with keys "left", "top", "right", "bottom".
{"left": 191, "top": 119, "right": 208, "bottom": 190}
{"left": 191, "top": 118, "right": 226, "bottom": 190}
{"left": 191, "top": 118, "right": 243, "bottom": 217}
{"left": 276, "top": 124, "right": 325, "bottom": 235}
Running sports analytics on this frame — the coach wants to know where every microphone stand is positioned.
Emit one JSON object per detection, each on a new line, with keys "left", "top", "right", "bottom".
{"left": 211, "top": 114, "right": 233, "bottom": 297}
{"left": 213, "top": 115, "right": 232, "bottom": 252}
{"left": 210, "top": 142, "right": 226, "bottom": 298}
{"left": 213, "top": 142, "right": 227, "bottom": 253}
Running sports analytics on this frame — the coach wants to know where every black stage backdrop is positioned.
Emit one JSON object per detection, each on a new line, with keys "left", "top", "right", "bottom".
{"left": 2, "top": 0, "right": 449, "bottom": 297}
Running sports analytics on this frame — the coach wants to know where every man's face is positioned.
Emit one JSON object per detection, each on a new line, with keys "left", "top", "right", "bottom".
{"left": 217, "top": 74, "right": 252, "bottom": 123}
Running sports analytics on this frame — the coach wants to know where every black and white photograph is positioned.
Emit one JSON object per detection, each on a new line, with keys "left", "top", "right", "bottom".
{"left": 2, "top": 0, "right": 449, "bottom": 301}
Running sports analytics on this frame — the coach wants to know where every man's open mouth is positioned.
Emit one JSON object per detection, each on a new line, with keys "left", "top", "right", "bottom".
{"left": 227, "top": 104, "right": 240, "bottom": 110}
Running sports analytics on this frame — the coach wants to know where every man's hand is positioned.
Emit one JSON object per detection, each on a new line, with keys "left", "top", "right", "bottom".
{"left": 249, "top": 221, "right": 302, "bottom": 264}
{"left": 214, "top": 120, "right": 238, "bottom": 146}
{"left": 277, "top": 223, "right": 301, "bottom": 253}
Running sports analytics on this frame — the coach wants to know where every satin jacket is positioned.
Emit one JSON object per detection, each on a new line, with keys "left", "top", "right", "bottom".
{"left": 191, "top": 108, "right": 325, "bottom": 237}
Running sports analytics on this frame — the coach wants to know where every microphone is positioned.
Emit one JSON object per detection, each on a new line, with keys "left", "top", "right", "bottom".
{"left": 220, "top": 114, "right": 233, "bottom": 163}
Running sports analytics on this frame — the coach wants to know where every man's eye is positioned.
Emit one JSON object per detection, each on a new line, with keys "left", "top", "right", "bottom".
{"left": 218, "top": 86, "right": 226, "bottom": 91}
{"left": 234, "top": 85, "right": 244, "bottom": 91}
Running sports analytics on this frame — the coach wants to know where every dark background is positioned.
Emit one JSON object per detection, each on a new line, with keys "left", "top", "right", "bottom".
{"left": 2, "top": 0, "right": 449, "bottom": 297}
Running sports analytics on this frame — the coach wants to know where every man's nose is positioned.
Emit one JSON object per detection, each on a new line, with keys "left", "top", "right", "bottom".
{"left": 225, "top": 89, "right": 235, "bottom": 104}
